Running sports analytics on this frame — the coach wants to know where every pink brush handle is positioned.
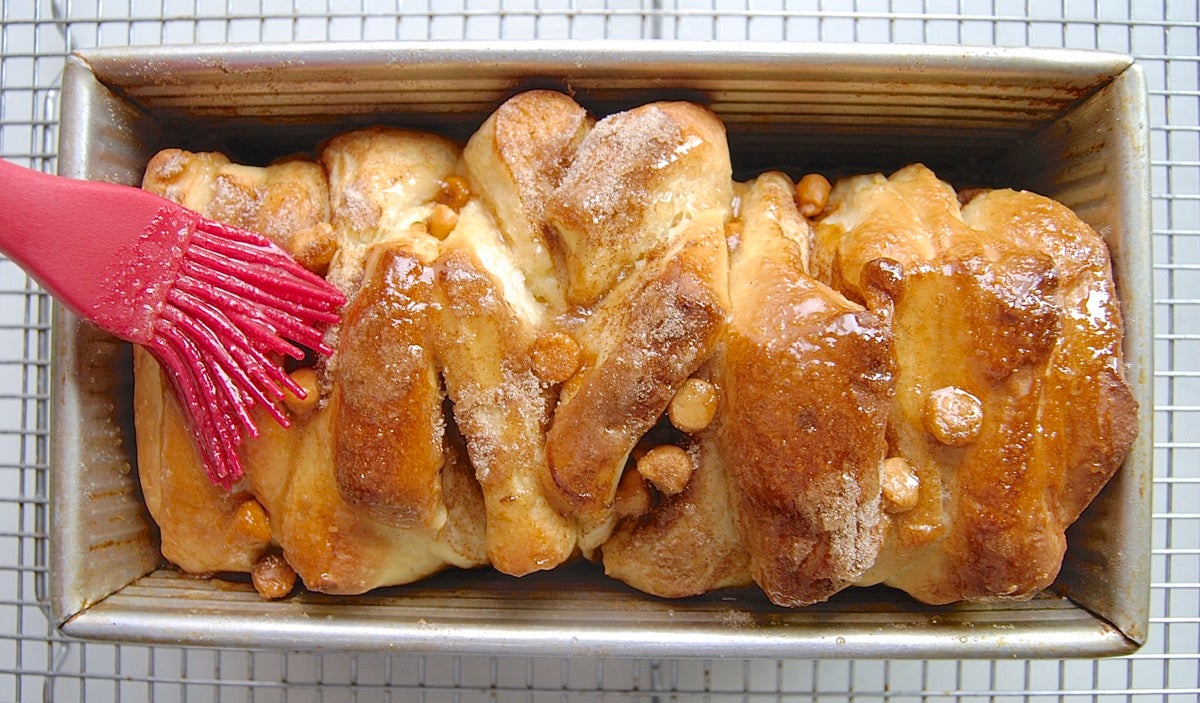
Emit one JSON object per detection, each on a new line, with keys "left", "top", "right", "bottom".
{"left": 0, "top": 158, "right": 179, "bottom": 343}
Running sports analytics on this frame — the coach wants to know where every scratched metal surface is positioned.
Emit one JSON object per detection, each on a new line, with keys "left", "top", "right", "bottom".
{"left": 0, "top": 1, "right": 1196, "bottom": 701}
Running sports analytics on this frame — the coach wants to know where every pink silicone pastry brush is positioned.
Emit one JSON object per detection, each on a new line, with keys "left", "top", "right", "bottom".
{"left": 0, "top": 158, "right": 345, "bottom": 489}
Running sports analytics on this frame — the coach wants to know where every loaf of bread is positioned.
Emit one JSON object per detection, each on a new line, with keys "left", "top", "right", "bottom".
{"left": 135, "top": 91, "right": 1137, "bottom": 606}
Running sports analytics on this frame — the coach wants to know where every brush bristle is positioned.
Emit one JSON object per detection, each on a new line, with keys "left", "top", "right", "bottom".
{"left": 147, "top": 215, "right": 345, "bottom": 489}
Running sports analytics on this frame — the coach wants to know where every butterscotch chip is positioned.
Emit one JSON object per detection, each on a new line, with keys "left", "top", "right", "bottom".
{"left": 924, "top": 386, "right": 984, "bottom": 446}
{"left": 437, "top": 175, "right": 472, "bottom": 209}
{"left": 530, "top": 330, "right": 582, "bottom": 385}
{"left": 283, "top": 367, "right": 321, "bottom": 416}
{"left": 251, "top": 553, "right": 297, "bottom": 600}
{"left": 881, "top": 457, "right": 920, "bottom": 513}
{"left": 794, "top": 173, "right": 832, "bottom": 218}
{"left": 428, "top": 203, "right": 459, "bottom": 240}
{"left": 614, "top": 469, "right": 653, "bottom": 519}
{"left": 233, "top": 499, "right": 272, "bottom": 543}
{"left": 635, "top": 445, "right": 694, "bottom": 496}
{"left": 667, "top": 378, "right": 719, "bottom": 434}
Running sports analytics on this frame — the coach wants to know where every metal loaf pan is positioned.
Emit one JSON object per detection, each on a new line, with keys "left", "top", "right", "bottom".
{"left": 49, "top": 42, "right": 1153, "bottom": 658}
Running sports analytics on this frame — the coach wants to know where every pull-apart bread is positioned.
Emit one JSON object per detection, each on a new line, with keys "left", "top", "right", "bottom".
{"left": 135, "top": 92, "right": 1137, "bottom": 606}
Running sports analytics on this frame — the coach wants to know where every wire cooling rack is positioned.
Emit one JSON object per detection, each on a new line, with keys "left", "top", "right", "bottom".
{"left": 1, "top": 1, "right": 1197, "bottom": 701}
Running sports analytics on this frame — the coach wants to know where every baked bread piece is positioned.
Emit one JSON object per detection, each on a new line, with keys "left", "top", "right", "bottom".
{"left": 601, "top": 172, "right": 895, "bottom": 604}
{"left": 318, "top": 127, "right": 458, "bottom": 531}
{"left": 322, "top": 122, "right": 579, "bottom": 579}
{"left": 714, "top": 173, "right": 894, "bottom": 606}
{"left": 320, "top": 126, "right": 460, "bottom": 294}
{"left": 960, "top": 189, "right": 1140, "bottom": 527}
{"left": 543, "top": 102, "right": 734, "bottom": 550}
{"left": 330, "top": 238, "right": 448, "bottom": 531}
{"left": 547, "top": 101, "right": 734, "bottom": 307}
{"left": 239, "top": 374, "right": 488, "bottom": 596}
{"left": 142, "top": 148, "right": 336, "bottom": 273}
{"left": 136, "top": 149, "right": 316, "bottom": 579}
{"left": 814, "top": 164, "right": 1137, "bottom": 603}
{"left": 133, "top": 306, "right": 506, "bottom": 597}
{"left": 436, "top": 91, "right": 598, "bottom": 574}
{"left": 601, "top": 431, "right": 753, "bottom": 598}
{"left": 241, "top": 363, "right": 488, "bottom": 596}
{"left": 461, "top": 90, "right": 593, "bottom": 311}
{"left": 433, "top": 200, "right": 577, "bottom": 575}
{"left": 138, "top": 143, "right": 489, "bottom": 596}
{"left": 133, "top": 346, "right": 272, "bottom": 575}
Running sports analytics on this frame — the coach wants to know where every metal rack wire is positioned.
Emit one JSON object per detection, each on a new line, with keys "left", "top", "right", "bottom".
{"left": 0, "top": 1, "right": 1196, "bottom": 700}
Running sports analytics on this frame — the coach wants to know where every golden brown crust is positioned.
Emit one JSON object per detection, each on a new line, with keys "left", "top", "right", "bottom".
{"left": 136, "top": 136, "right": 489, "bottom": 596}
{"left": 545, "top": 216, "right": 730, "bottom": 549}
{"left": 133, "top": 347, "right": 272, "bottom": 574}
{"left": 463, "top": 90, "right": 593, "bottom": 310}
{"left": 536, "top": 100, "right": 735, "bottom": 550}
{"left": 546, "top": 101, "right": 733, "bottom": 306}
{"left": 869, "top": 252, "right": 1063, "bottom": 602}
{"left": 717, "top": 173, "right": 893, "bottom": 607}
{"left": 259, "top": 159, "right": 336, "bottom": 273}
{"left": 142, "top": 148, "right": 337, "bottom": 273}
{"left": 960, "top": 189, "right": 1139, "bottom": 525}
{"left": 141, "top": 148, "right": 230, "bottom": 212}
{"left": 138, "top": 149, "right": 338, "bottom": 577}
{"left": 331, "top": 243, "right": 447, "bottom": 530}
{"left": 811, "top": 167, "right": 939, "bottom": 303}
{"left": 433, "top": 204, "right": 576, "bottom": 576}
{"left": 320, "top": 126, "right": 459, "bottom": 293}
{"left": 240, "top": 406, "right": 487, "bottom": 596}
{"left": 815, "top": 164, "right": 1137, "bottom": 604}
